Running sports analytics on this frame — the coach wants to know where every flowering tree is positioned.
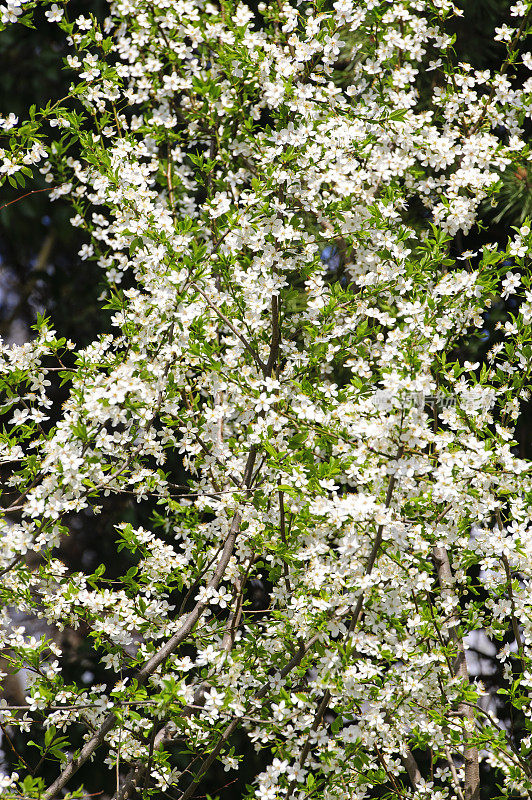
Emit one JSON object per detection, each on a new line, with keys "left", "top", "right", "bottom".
{"left": 1, "top": 0, "right": 532, "bottom": 798}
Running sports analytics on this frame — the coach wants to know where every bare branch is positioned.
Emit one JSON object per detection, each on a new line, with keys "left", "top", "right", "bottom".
{"left": 41, "top": 446, "right": 258, "bottom": 800}
{"left": 191, "top": 282, "right": 267, "bottom": 374}
{"left": 432, "top": 545, "right": 480, "bottom": 800}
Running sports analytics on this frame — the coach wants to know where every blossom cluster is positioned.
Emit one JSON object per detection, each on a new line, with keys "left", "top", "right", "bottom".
{"left": 1, "top": 1, "right": 532, "bottom": 799}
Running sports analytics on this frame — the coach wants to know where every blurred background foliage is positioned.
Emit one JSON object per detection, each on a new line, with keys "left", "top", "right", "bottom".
{"left": 0, "top": 0, "right": 531, "bottom": 798}
{"left": 0, "top": 0, "right": 109, "bottom": 347}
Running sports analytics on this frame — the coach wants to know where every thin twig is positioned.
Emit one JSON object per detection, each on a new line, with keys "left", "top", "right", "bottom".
{"left": 432, "top": 545, "right": 480, "bottom": 800}
{"left": 191, "top": 283, "right": 267, "bottom": 374}
{"left": 41, "top": 447, "right": 258, "bottom": 800}
{"left": 286, "top": 445, "right": 404, "bottom": 797}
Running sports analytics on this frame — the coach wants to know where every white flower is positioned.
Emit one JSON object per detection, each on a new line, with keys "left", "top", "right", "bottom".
{"left": 268, "top": 672, "right": 284, "bottom": 690}
{"left": 1, "top": 2, "right": 22, "bottom": 23}
{"left": 208, "top": 193, "right": 231, "bottom": 218}
{"left": 0, "top": 112, "right": 18, "bottom": 130}
{"left": 45, "top": 3, "right": 64, "bottom": 22}
{"left": 523, "top": 52, "right": 532, "bottom": 70}
{"left": 501, "top": 271, "right": 521, "bottom": 299}
{"left": 494, "top": 24, "right": 514, "bottom": 43}
{"left": 287, "top": 764, "right": 307, "bottom": 782}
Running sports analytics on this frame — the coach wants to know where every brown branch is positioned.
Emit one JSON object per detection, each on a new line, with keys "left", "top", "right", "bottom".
{"left": 496, "top": 510, "right": 525, "bottom": 664}
{"left": 166, "top": 141, "right": 175, "bottom": 215}
{"left": 374, "top": 744, "right": 407, "bottom": 799}
{"left": 445, "top": 746, "right": 465, "bottom": 800}
{"left": 114, "top": 723, "right": 173, "bottom": 800}
{"left": 468, "top": 6, "right": 532, "bottom": 136}
{"left": 265, "top": 293, "right": 280, "bottom": 378}
{"left": 401, "top": 748, "right": 422, "bottom": 788}
{"left": 41, "top": 446, "right": 258, "bottom": 800}
{"left": 286, "top": 446, "right": 404, "bottom": 796}
{"left": 191, "top": 282, "right": 267, "bottom": 374}
{"left": 222, "top": 555, "right": 255, "bottom": 651}
{"left": 502, "top": 553, "right": 525, "bottom": 659}
{"left": 108, "top": 268, "right": 283, "bottom": 800}
{"left": 0, "top": 187, "right": 56, "bottom": 212}
{"left": 176, "top": 631, "right": 324, "bottom": 800}
{"left": 432, "top": 545, "right": 480, "bottom": 800}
